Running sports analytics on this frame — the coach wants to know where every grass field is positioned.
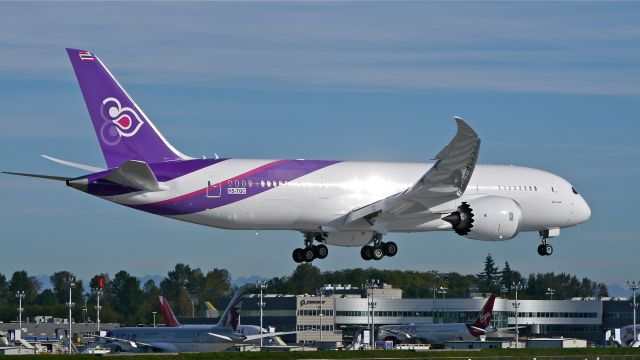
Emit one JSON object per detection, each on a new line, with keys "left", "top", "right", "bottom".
{"left": 12, "top": 348, "right": 640, "bottom": 359}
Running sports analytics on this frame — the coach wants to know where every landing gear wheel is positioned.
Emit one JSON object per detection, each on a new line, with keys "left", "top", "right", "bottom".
{"left": 361, "top": 245, "right": 373, "bottom": 261}
{"left": 314, "top": 244, "right": 328, "bottom": 259}
{"left": 292, "top": 248, "right": 305, "bottom": 263}
{"left": 383, "top": 242, "right": 398, "bottom": 257}
{"left": 537, "top": 244, "right": 545, "bottom": 256}
{"left": 372, "top": 246, "right": 385, "bottom": 261}
{"left": 543, "top": 244, "right": 553, "bottom": 256}
{"left": 303, "top": 247, "right": 316, "bottom": 262}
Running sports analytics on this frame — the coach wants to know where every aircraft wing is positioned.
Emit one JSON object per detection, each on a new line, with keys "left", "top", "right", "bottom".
{"left": 343, "top": 117, "right": 480, "bottom": 230}
{"left": 91, "top": 335, "right": 159, "bottom": 350}
{"left": 242, "top": 331, "right": 297, "bottom": 342}
{"left": 406, "top": 117, "right": 479, "bottom": 201}
{"left": 380, "top": 327, "right": 413, "bottom": 339}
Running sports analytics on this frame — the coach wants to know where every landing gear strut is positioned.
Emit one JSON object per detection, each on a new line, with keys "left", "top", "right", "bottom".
{"left": 537, "top": 231, "right": 554, "bottom": 256}
{"left": 292, "top": 232, "right": 328, "bottom": 263}
{"left": 360, "top": 233, "right": 397, "bottom": 261}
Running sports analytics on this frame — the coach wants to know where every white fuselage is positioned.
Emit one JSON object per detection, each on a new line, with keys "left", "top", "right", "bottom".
{"left": 106, "top": 326, "right": 238, "bottom": 352}
{"left": 379, "top": 323, "right": 477, "bottom": 343}
{"left": 100, "top": 160, "right": 590, "bottom": 244}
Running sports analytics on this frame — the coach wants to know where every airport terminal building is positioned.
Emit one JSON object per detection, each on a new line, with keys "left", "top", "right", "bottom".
{"left": 231, "top": 284, "right": 633, "bottom": 345}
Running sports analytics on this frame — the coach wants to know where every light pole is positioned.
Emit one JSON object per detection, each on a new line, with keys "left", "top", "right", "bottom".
{"left": 190, "top": 296, "right": 198, "bottom": 318}
{"left": 500, "top": 285, "right": 508, "bottom": 298}
{"left": 256, "top": 280, "right": 267, "bottom": 347}
{"left": 628, "top": 281, "right": 638, "bottom": 346}
{"left": 317, "top": 288, "right": 324, "bottom": 343}
{"left": 82, "top": 295, "right": 88, "bottom": 323}
{"left": 546, "top": 288, "right": 555, "bottom": 300}
{"left": 16, "top": 291, "right": 25, "bottom": 330}
{"left": 67, "top": 276, "right": 76, "bottom": 354}
{"left": 93, "top": 287, "right": 103, "bottom": 334}
{"left": 511, "top": 281, "right": 523, "bottom": 349}
{"left": 152, "top": 311, "right": 157, "bottom": 327}
{"left": 365, "top": 279, "right": 379, "bottom": 349}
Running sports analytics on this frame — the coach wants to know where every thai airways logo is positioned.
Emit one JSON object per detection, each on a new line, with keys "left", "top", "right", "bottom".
{"left": 99, "top": 97, "right": 145, "bottom": 145}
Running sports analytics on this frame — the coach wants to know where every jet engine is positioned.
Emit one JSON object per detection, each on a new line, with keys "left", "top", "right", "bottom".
{"left": 442, "top": 196, "right": 523, "bottom": 241}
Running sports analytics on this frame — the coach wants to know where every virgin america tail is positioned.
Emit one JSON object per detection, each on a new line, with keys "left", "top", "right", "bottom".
{"left": 4, "top": 48, "right": 591, "bottom": 263}
{"left": 378, "top": 294, "right": 497, "bottom": 344}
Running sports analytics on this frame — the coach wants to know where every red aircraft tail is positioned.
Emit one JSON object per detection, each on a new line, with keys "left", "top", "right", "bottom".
{"left": 159, "top": 296, "right": 181, "bottom": 327}
{"left": 467, "top": 293, "right": 496, "bottom": 336}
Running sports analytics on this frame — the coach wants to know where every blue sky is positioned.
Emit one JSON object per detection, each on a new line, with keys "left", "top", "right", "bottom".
{"left": 1, "top": 2, "right": 639, "bottom": 290}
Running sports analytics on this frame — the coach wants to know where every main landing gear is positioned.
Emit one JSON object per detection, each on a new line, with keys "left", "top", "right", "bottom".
{"left": 292, "top": 233, "right": 328, "bottom": 263}
{"left": 537, "top": 231, "right": 553, "bottom": 256}
{"left": 360, "top": 233, "right": 398, "bottom": 261}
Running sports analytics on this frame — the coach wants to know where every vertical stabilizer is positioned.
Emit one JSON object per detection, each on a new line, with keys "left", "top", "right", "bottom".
{"left": 217, "top": 285, "right": 248, "bottom": 331}
{"left": 159, "top": 296, "right": 181, "bottom": 327}
{"left": 467, "top": 293, "right": 496, "bottom": 336}
{"left": 66, "top": 48, "right": 189, "bottom": 168}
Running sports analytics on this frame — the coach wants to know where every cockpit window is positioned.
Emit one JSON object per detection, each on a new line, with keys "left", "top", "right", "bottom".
{"left": 571, "top": 187, "right": 579, "bottom": 194}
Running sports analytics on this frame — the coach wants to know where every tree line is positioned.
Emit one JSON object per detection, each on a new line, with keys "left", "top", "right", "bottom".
{"left": 0, "top": 265, "right": 233, "bottom": 326}
{"left": 262, "top": 254, "right": 608, "bottom": 300}
{"left": 0, "top": 255, "right": 608, "bottom": 325}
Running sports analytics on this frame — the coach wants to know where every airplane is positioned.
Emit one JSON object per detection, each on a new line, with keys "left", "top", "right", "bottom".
{"left": 378, "top": 293, "right": 497, "bottom": 344}
{"left": 4, "top": 48, "right": 591, "bottom": 263}
{"left": 608, "top": 324, "right": 640, "bottom": 347}
{"left": 204, "top": 301, "right": 219, "bottom": 318}
{"left": 94, "top": 286, "right": 290, "bottom": 352}
{"left": 159, "top": 295, "right": 283, "bottom": 345}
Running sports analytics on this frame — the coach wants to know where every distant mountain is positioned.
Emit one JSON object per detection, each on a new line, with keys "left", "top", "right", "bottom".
{"left": 232, "top": 276, "right": 267, "bottom": 287}
{"left": 139, "top": 275, "right": 164, "bottom": 287}
{"left": 607, "top": 283, "right": 630, "bottom": 298}
{"left": 35, "top": 275, "right": 52, "bottom": 290}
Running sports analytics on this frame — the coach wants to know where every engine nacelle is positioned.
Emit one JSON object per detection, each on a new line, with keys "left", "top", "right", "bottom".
{"left": 443, "top": 196, "right": 523, "bottom": 241}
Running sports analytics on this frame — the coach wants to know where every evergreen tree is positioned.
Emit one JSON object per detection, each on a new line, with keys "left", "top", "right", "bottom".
{"left": 111, "top": 270, "right": 144, "bottom": 325}
{"left": 477, "top": 253, "right": 500, "bottom": 292}
{"left": 0, "top": 273, "right": 9, "bottom": 305}
{"left": 50, "top": 271, "right": 84, "bottom": 304}
{"left": 8, "top": 271, "right": 41, "bottom": 304}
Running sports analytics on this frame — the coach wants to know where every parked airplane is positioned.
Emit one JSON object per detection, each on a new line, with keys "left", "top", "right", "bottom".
{"left": 159, "top": 295, "right": 282, "bottom": 345}
{"left": 609, "top": 324, "right": 640, "bottom": 347}
{"left": 4, "top": 48, "right": 591, "bottom": 263}
{"left": 378, "top": 293, "right": 497, "bottom": 344}
{"left": 95, "top": 286, "right": 289, "bottom": 352}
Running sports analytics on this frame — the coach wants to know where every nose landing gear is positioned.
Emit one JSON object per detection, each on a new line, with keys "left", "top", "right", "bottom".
{"left": 537, "top": 229, "right": 557, "bottom": 256}
{"left": 292, "top": 232, "right": 329, "bottom": 263}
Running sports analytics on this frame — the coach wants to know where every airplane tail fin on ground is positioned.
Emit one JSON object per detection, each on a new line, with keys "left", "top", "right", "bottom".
{"left": 204, "top": 301, "right": 220, "bottom": 318}
{"left": 159, "top": 296, "right": 181, "bottom": 327}
{"left": 217, "top": 285, "right": 248, "bottom": 331}
{"left": 471, "top": 293, "right": 496, "bottom": 329}
{"left": 66, "top": 48, "right": 189, "bottom": 168}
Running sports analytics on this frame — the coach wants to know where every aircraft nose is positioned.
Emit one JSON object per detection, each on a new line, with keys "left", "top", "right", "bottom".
{"left": 574, "top": 196, "right": 591, "bottom": 224}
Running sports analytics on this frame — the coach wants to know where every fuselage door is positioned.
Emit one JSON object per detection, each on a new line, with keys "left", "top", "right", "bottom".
{"left": 206, "top": 176, "right": 221, "bottom": 198}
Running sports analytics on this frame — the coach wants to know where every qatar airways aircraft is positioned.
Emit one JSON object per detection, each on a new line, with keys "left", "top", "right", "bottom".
{"left": 4, "top": 48, "right": 591, "bottom": 263}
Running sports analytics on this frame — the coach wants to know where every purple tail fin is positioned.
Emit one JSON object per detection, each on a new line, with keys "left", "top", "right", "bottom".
{"left": 66, "top": 48, "right": 188, "bottom": 168}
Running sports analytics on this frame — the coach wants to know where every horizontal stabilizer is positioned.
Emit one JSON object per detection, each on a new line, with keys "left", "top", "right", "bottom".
{"left": 2, "top": 172, "right": 68, "bottom": 181}
{"left": 42, "top": 155, "right": 104, "bottom": 172}
{"left": 103, "top": 160, "right": 165, "bottom": 192}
